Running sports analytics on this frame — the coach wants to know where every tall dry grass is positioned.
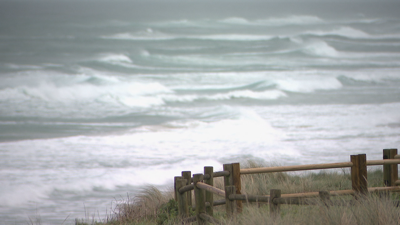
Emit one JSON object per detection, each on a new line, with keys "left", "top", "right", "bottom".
{"left": 78, "top": 161, "right": 398, "bottom": 225}
{"left": 233, "top": 194, "right": 400, "bottom": 225}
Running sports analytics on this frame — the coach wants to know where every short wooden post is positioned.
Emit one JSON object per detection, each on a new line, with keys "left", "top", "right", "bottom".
{"left": 204, "top": 166, "right": 214, "bottom": 216}
{"left": 225, "top": 185, "right": 237, "bottom": 217}
{"left": 182, "top": 171, "right": 192, "bottom": 208}
{"left": 176, "top": 178, "right": 189, "bottom": 217}
{"left": 223, "top": 163, "right": 233, "bottom": 187}
{"left": 351, "top": 154, "right": 368, "bottom": 196}
{"left": 383, "top": 149, "right": 398, "bottom": 186}
{"left": 269, "top": 189, "right": 281, "bottom": 219}
{"left": 193, "top": 174, "right": 206, "bottom": 225}
{"left": 319, "top": 191, "right": 331, "bottom": 208}
{"left": 232, "top": 162, "right": 242, "bottom": 213}
{"left": 174, "top": 176, "right": 181, "bottom": 201}
{"left": 223, "top": 164, "right": 234, "bottom": 216}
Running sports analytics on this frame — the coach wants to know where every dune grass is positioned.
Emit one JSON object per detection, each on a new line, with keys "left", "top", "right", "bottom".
{"left": 76, "top": 161, "right": 400, "bottom": 225}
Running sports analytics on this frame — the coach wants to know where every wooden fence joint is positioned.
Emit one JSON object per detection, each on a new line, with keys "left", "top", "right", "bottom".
{"left": 270, "top": 189, "right": 281, "bottom": 220}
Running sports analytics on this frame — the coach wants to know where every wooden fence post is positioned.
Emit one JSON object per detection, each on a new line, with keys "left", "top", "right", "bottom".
{"left": 174, "top": 176, "right": 181, "bottom": 201}
{"left": 225, "top": 185, "right": 237, "bottom": 217}
{"left": 204, "top": 166, "right": 214, "bottom": 216}
{"left": 232, "top": 162, "right": 242, "bottom": 213}
{"left": 182, "top": 171, "right": 192, "bottom": 209}
{"left": 193, "top": 173, "right": 206, "bottom": 225}
{"left": 351, "top": 154, "right": 368, "bottom": 196}
{"left": 176, "top": 178, "right": 189, "bottom": 217}
{"left": 223, "top": 163, "right": 233, "bottom": 186}
{"left": 269, "top": 189, "right": 281, "bottom": 220}
{"left": 223, "top": 164, "right": 234, "bottom": 216}
{"left": 383, "top": 149, "right": 398, "bottom": 186}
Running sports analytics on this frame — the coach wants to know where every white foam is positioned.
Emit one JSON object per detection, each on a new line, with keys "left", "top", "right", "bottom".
{"left": 302, "top": 41, "right": 340, "bottom": 57}
{"left": 4, "top": 63, "right": 43, "bottom": 70}
{"left": 339, "top": 69, "right": 400, "bottom": 82}
{"left": 195, "top": 34, "right": 273, "bottom": 41}
{"left": 0, "top": 184, "right": 49, "bottom": 207}
{"left": 305, "top": 26, "right": 370, "bottom": 39}
{"left": 256, "top": 15, "right": 325, "bottom": 26}
{"left": 101, "top": 30, "right": 174, "bottom": 41}
{"left": 219, "top": 15, "right": 324, "bottom": 26}
{"left": 0, "top": 71, "right": 174, "bottom": 115}
{"left": 99, "top": 54, "right": 132, "bottom": 64}
{"left": 275, "top": 75, "right": 342, "bottom": 93}
{"left": 103, "top": 32, "right": 273, "bottom": 42}
{"left": 161, "top": 90, "right": 286, "bottom": 103}
{"left": 219, "top": 17, "right": 250, "bottom": 25}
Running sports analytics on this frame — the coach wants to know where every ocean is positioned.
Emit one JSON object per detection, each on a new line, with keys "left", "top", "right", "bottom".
{"left": 1, "top": 0, "right": 400, "bottom": 224}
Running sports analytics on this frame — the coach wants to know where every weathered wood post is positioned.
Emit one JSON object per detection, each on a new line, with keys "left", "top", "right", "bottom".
{"left": 269, "top": 189, "right": 281, "bottom": 220}
{"left": 223, "top": 163, "right": 233, "bottom": 215}
{"left": 225, "top": 185, "right": 237, "bottom": 217}
{"left": 174, "top": 176, "right": 181, "bottom": 201}
{"left": 204, "top": 166, "right": 214, "bottom": 216}
{"left": 232, "top": 162, "right": 242, "bottom": 213}
{"left": 351, "top": 154, "right": 368, "bottom": 196}
{"left": 193, "top": 173, "right": 206, "bottom": 225}
{"left": 182, "top": 171, "right": 192, "bottom": 208}
{"left": 176, "top": 178, "right": 189, "bottom": 217}
{"left": 383, "top": 149, "right": 398, "bottom": 186}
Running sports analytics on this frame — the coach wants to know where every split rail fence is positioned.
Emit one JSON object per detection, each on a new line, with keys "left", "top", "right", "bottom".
{"left": 174, "top": 148, "right": 400, "bottom": 224}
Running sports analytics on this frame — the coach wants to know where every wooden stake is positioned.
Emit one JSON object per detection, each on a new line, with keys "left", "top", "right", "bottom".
{"left": 223, "top": 163, "right": 233, "bottom": 187}
{"left": 383, "top": 149, "right": 398, "bottom": 186}
{"left": 174, "top": 176, "right": 181, "bottom": 201}
{"left": 182, "top": 171, "right": 192, "bottom": 208}
{"left": 225, "top": 185, "right": 237, "bottom": 217}
{"left": 176, "top": 178, "right": 188, "bottom": 217}
{"left": 269, "top": 189, "right": 281, "bottom": 220}
{"left": 204, "top": 166, "right": 214, "bottom": 216}
{"left": 193, "top": 174, "right": 206, "bottom": 225}
{"left": 232, "top": 162, "right": 242, "bottom": 213}
{"left": 351, "top": 154, "right": 368, "bottom": 196}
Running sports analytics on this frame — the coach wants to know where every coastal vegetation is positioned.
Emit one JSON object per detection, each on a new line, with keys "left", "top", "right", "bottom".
{"left": 76, "top": 161, "right": 400, "bottom": 225}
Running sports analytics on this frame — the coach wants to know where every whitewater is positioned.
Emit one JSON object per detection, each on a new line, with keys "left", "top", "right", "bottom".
{"left": 1, "top": 0, "right": 400, "bottom": 224}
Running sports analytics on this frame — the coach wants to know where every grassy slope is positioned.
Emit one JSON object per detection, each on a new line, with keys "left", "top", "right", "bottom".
{"left": 77, "top": 162, "right": 400, "bottom": 225}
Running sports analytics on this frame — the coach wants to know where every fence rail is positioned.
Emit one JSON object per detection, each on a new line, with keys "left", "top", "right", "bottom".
{"left": 174, "top": 148, "right": 399, "bottom": 224}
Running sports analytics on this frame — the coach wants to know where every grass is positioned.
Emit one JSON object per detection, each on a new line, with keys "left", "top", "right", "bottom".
{"left": 76, "top": 161, "right": 400, "bottom": 225}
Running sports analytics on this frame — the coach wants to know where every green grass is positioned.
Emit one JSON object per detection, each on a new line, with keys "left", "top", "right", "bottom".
{"left": 76, "top": 162, "right": 400, "bottom": 225}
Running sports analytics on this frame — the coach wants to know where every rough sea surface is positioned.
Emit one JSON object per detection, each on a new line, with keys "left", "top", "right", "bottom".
{"left": 1, "top": 0, "right": 400, "bottom": 224}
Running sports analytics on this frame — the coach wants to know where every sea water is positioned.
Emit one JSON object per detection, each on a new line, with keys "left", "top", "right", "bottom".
{"left": 1, "top": 0, "right": 400, "bottom": 224}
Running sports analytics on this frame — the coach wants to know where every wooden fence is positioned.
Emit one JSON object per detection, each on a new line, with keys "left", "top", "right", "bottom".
{"left": 174, "top": 148, "right": 400, "bottom": 224}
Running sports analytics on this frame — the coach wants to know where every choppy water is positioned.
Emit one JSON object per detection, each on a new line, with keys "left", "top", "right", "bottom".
{"left": 1, "top": 1, "right": 400, "bottom": 224}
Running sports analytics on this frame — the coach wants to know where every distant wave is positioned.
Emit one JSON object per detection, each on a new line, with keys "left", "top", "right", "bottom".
{"left": 151, "top": 15, "right": 325, "bottom": 28}
{"left": 301, "top": 41, "right": 340, "bottom": 58}
{"left": 95, "top": 53, "right": 169, "bottom": 71}
{"left": 101, "top": 29, "right": 174, "bottom": 40}
{"left": 304, "top": 26, "right": 370, "bottom": 39}
{"left": 160, "top": 15, "right": 325, "bottom": 27}
{"left": 252, "top": 15, "right": 325, "bottom": 26}
{"left": 194, "top": 34, "right": 273, "bottom": 41}
{"left": 2, "top": 68, "right": 399, "bottom": 119}
{"left": 99, "top": 54, "right": 133, "bottom": 64}
{"left": 275, "top": 76, "right": 342, "bottom": 93}
{"left": 302, "top": 26, "right": 400, "bottom": 40}
{"left": 162, "top": 90, "right": 287, "bottom": 103}
{"left": 102, "top": 31, "right": 274, "bottom": 42}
